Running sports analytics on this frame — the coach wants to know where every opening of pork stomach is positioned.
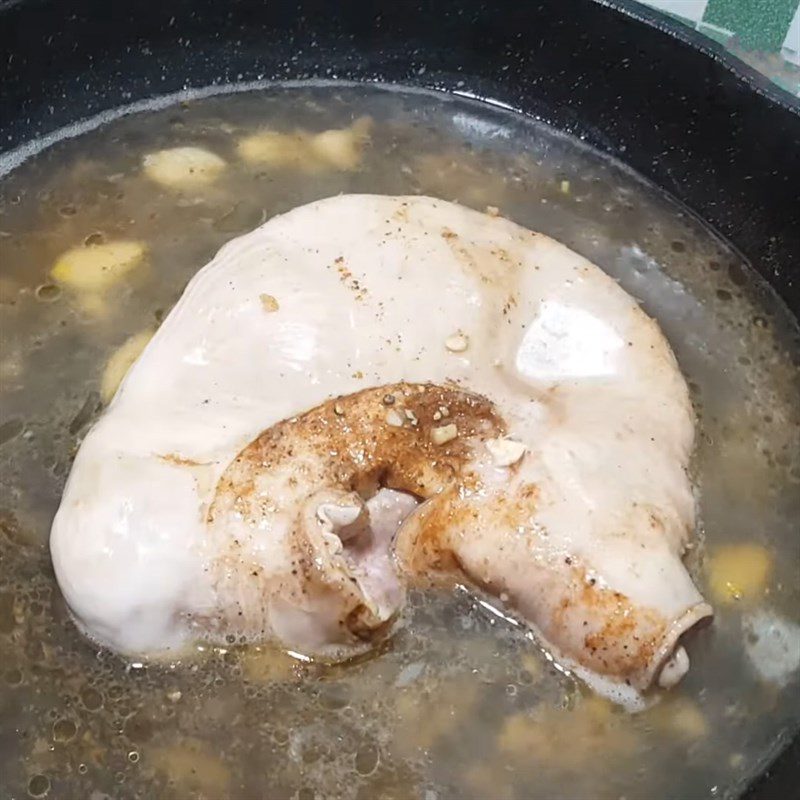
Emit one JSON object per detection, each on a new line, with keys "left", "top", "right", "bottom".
{"left": 204, "top": 484, "right": 415, "bottom": 661}
{"left": 49, "top": 194, "right": 711, "bottom": 702}
{"left": 203, "top": 382, "right": 501, "bottom": 659}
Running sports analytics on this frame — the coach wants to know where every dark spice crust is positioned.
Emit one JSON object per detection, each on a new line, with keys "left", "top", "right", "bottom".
{"left": 210, "top": 381, "right": 505, "bottom": 521}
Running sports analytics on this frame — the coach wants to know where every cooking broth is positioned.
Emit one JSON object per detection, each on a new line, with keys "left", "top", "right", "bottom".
{"left": 0, "top": 83, "right": 798, "bottom": 800}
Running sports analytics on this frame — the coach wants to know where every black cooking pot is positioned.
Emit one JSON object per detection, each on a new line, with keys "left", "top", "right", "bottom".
{"left": 1, "top": 0, "right": 798, "bottom": 796}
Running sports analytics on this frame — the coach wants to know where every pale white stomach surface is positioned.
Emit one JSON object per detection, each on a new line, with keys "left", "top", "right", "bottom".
{"left": 50, "top": 194, "right": 705, "bottom": 703}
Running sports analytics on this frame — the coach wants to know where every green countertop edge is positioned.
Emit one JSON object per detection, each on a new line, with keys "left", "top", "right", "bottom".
{"left": 631, "top": 0, "right": 800, "bottom": 96}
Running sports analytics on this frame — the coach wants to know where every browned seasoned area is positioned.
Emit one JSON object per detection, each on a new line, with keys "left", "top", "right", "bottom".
{"left": 545, "top": 565, "right": 667, "bottom": 683}
{"left": 209, "top": 381, "right": 506, "bottom": 523}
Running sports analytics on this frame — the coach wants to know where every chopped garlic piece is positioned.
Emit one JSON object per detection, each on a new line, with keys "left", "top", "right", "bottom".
{"left": 309, "top": 116, "right": 371, "bottom": 170}
{"left": 486, "top": 437, "right": 527, "bottom": 467}
{"left": 237, "top": 130, "right": 308, "bottom": 167}
{"left": 431, "top": 424, "right": 458, "bottom": 445}
{"left": 51, "top": 241, "right": 145, "bottom": 293}
{"left": 143, "top": 147, "right": 226, "bottom": 189}
{"left": 654, "top": 697, "right": 709, "bottom": 740}
{"left": 708, "top": 543, "right": 772, "bottom": 604}
{"left": 486, "top": 205, "right": 500, "bottom": 217}
{"left": 309, "top": 129, "right": 361, "bottom": 170}
{"left": 260, "top": 293, "right": 279, "bottom": 312}
{"left": 444, "top": 333, "right": 469, "bottom": 353}
{"left": 239, "top": 118, "right": 371, "bottom": 172}
{"left": 386, "top": 409, "right": 405, "bottom": 427}
{"left": 101, "top": 329, "right": 154, "bottom": 403}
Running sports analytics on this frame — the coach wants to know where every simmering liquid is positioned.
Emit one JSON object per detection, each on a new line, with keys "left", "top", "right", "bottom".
{"left": 0, "top": 83, "right": 798, "bottom": 800}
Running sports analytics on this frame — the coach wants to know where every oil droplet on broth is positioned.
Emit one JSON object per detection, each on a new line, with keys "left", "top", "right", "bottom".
{"left": 0, "top": 83, "right": 798, "bottom": 800}
{"left": 355, "top": 744, "right": 380, "bottom": 776}
{"left": 52, "top": 719, "right": 77, "bottom": 743}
